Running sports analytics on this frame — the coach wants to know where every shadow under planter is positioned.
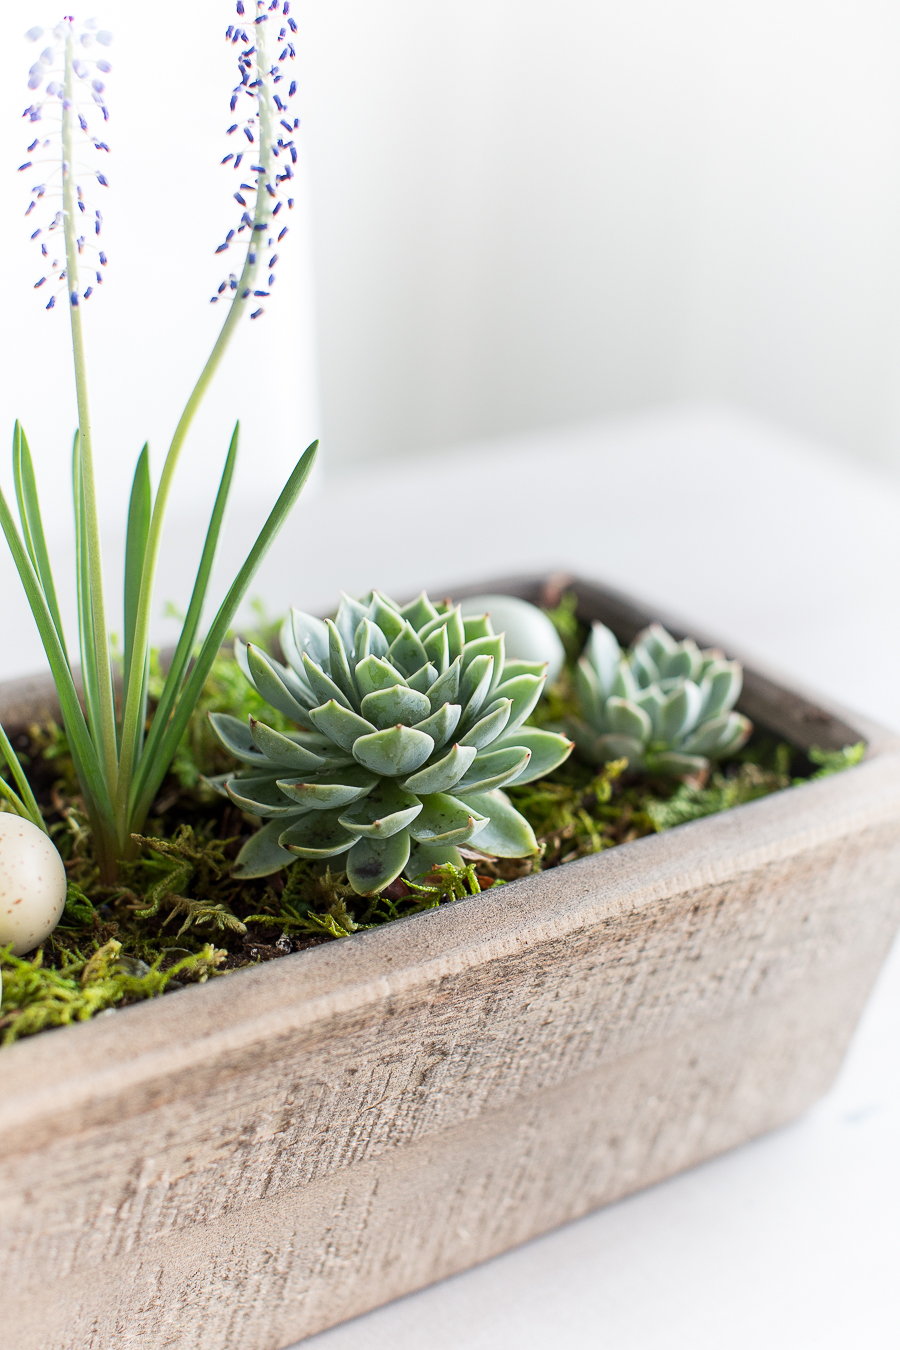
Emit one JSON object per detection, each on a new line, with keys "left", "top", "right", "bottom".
{"left": 2, "top": 574, "right": 899, "bottom": 1350}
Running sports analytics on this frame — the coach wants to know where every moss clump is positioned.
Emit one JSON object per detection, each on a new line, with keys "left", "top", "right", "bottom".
{"left": 0, "top": 940, "right": 223, "bottom": 1045}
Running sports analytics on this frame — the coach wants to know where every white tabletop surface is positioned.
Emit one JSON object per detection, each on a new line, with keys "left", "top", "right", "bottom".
{"left": 2, "top": 405, "right": 898, "bottom": 1347}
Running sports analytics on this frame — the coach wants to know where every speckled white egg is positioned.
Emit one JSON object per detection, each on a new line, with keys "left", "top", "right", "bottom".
{"left": 0, "top": 814, "right": 67, "bottom": 956}
{"left": 460, "top": 594, "right": 566, "bottom": 683}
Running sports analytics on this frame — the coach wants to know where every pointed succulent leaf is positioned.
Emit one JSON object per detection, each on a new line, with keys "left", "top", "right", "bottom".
{"left": 563, "top": 716, "right": 607, "bottom": 762}
{"left": 360, "top": 683, "right": 432, "bottom": 729}
{"left": 400, "top": 742, "right": 477, "bottom": 793}
{"left": 426, "top": 656, "right": 461, "bottom": 711}
{"left": 413, "top": 701, "right": 461, "bottom": 747}
{"left": 491, "top": 727, "right": 574, "bottom": 785}
{"left": 367, "top": 595, "right": 405, "bottom": 643}
{"left": 715, "top": 712, "right": 752, "bottom": 757}
{"left": 354, "top": 617, "right": 389, "bottom": 662}
{"left": 462, "top": 633, "right": 504, "bottom": 675}
{"left": 405, "top": 839, "right": 464, "bottom": 879}
{"left": 225, "top": 774, "right": 301, "bottom": 817}
{"left": 400, "top": 590, "right": 439, "bottom": 629}
{"left": 352, "top": 724, "right": 435, "bottom": 777}
{"left": 632, "top": 684, "right": 667, "bottom": 734}
{"left": 611, "top": 660, "right": 639, "bottom": 699}
{"left": 591, "top": 732, "right": 647, "bottom": 765}
{"left": 455, "top": 744, "right": 531, "bottom": 794}
{"left": 490, "top": 672, "right": 545, "bottom": 736}
{"left": 656, "top": 681, "right": 703, "bottom": 743}
{"left": 634, "top": 622, "right": 677, "bottom": 669}
{"left": 334, "top": 592, "right": 369, "bottom": 661}
{"left": 681, "top": 711, "right": 751, "bottom": 757}
{"left": 374, "top": 589, "right": 402, "bottom": 612}
{"left": 209, "top": 712, "right": 278, "bottom": 768}
{"left": 657, "top": 638, "right": 702, "bottom": 682}
{"left": 267, "top": 628, "right": 319, "bottom": 708}
{"left": 646, "top": 750, "right": 709, "bottom": 776}
{"left": 458, "top": 654, "right": 494, "bottom": 727}
{"left": 462, "top": 613, "right": 493, "bottom": 641}
{"left": 501, "top": 659, "right": 548, "bottom": 681}
{"left": 444, "top": 606, "right": 466, "bottom": 661}
{"left": 423, "top": 623, "right": 449, "bottom": 673}
{"left": 605, "top": 697, "right": 652, "bottom": 742}
{"left": 234, "top": 634, "right": 256, "bottom": 687}
{"left": 276, "top": 764, "right": 379, "bottom": 810}
{"left": 325, "top": 618, "right": 359, "bottom": 709}
{"left": 233, "top": 818, "right": 299, "bottom": 878}
{"left": 585, "top": 622, "right": 622, "bottom": 698}
{"left": 407, "top": 792, "right": 489, "bottom": 845}
{"left": 574, "top": 657, "right": 603, "bottom": 728}
{"left": 338, "top": 781, "right": 422, "bottom": 838}
{"left": 458, "top": 698, "right": 511, "bottom": 749}
{"left": 246, "top": 643, "right": 316, "bottom": 722}
{"left": 279, "top": 809, "right": 358, "bottom": 859}
{"left": 307, "top": 700, "right": 377, "bottom": 751}
{"left": 699, "top": 661, "right": 742, "bottom": 720}
{"left": 417, "top": 610, "right": 451, "bottom": 643}
{"left": 630, "top": 644, "right": 660, "bottom": 689}
{"left": 387, "top": 622, "right": 429, "bottom": 677}
{"left": 406, "top": 662, "right": 439, "bottom": 693}
{"left": 249, "top": 718, "right": 328, "bottom": 771}
{"left": 302, "top": 652, "right": 354, "bottom": 710}
{"left": 354, "top": 654, "right": 409, "bottom": 699}
{"left": 453, "top": 789, "right": 538, "bottom": 858}
{"left": 346, "top": 829, "right": 411, "bottom": 894}
{"left": 286, "top": 608, "right": 330, "bottom": 670}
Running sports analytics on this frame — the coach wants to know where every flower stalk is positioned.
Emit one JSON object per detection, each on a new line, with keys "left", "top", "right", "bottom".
{"left": 61, "top": 24, "right": 119, "bottom": 803}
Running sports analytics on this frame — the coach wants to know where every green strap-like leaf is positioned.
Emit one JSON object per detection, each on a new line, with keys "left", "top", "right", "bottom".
{"left": 12, "top": 422, "right": 67, "bottom": 659}
{"left": 0, "top": 470, "right": 113, "bottom": 834}
{"left": 73, "top": 431, "right": 104, "bottom": 752}
{"left": 0, "top": 720, "right": 45, "bottom": 830}
{"left": 123, "top": 443, "right": 151, "bottom": 698}
{"left": 127, "top": 425, "right": 240, "bottom": 801}
{"left": 128, "top": 440, "right": 319, "bottom": 828}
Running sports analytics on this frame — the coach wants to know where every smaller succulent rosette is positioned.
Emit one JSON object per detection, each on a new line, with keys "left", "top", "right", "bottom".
{"left": 211, "top": 590, "right": 574, "bottom": 893}
{"left": 567, "top": 621, "right": 752, "bottom": 775}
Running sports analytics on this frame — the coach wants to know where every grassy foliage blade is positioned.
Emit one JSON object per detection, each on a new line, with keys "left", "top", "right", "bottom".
{"left": 123, "top": 444, "right": 151, "bottom": 696}
{"left": 0, "top": 471, "right": 112, "bottom": 828}
{"left": 12, "top": 423, "right": 68, "bottom": 659}
{"left": 140, "top": 424, "right": 240, "bottom": 773}
{"left": 73, "top": 432, "right": 104, "bottom": 751}
{"left": 129, "top": 440, "right": 318, "bottom": 825}
{"left": 0, "top": 720, "right": 45, "bottom": 830}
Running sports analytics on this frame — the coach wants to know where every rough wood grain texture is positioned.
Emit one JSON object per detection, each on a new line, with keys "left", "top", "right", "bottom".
{"left": 2, "top": 576, "right": 900, "bottom": 1350}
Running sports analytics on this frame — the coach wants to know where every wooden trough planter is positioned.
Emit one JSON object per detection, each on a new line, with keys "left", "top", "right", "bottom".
{"left": 3, "top": 574, "right": 900, "bottom": 1350}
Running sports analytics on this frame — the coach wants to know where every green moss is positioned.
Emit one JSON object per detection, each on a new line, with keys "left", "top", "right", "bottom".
{"left": 0, "top": 940, "right": 223, "bottom": 1046}
{"left": 0, "top": 629, "right": 866, "bottom": 1046}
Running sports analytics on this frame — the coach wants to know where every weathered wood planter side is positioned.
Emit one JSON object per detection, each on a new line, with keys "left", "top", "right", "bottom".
{"left": 2, "top": 576, "right": 899, "bottom": 1350}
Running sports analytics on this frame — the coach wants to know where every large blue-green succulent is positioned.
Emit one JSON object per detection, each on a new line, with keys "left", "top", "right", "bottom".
{"left": 211, "top": 590, "right": 574, "bottom": 893}
{"left": 567, "top": 621, "right": 752, "bottom": 776}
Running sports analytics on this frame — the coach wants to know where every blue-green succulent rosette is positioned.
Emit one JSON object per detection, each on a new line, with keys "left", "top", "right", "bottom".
{"left": 210, "top": 590, "right": 574, "bottom": 894}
